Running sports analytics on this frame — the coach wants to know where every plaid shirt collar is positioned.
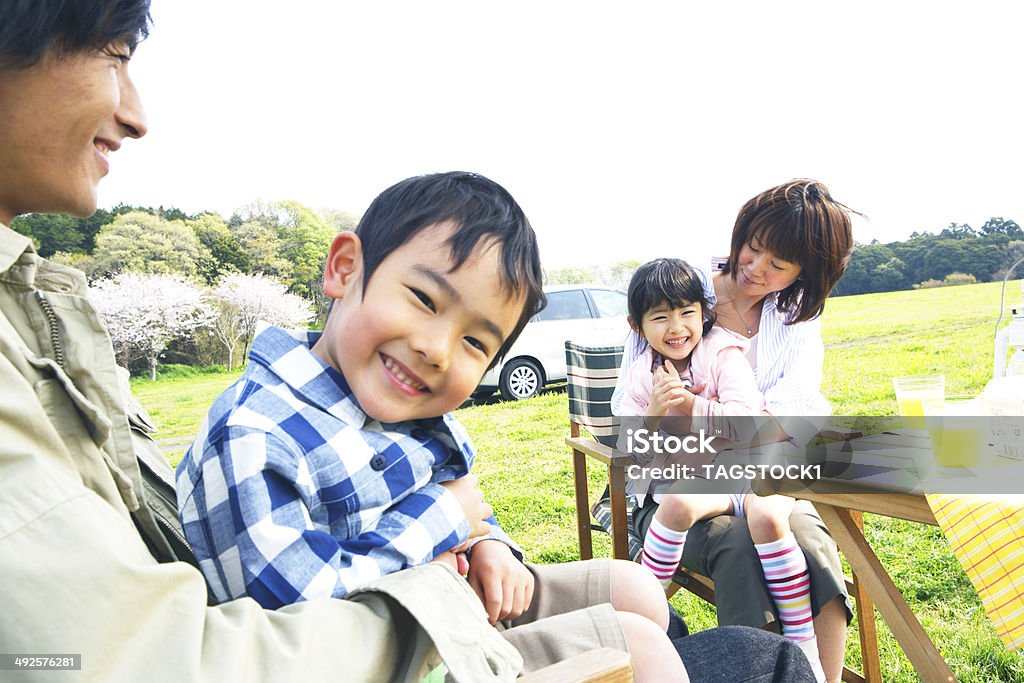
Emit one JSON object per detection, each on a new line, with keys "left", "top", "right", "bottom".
{"left": 246, "top": 323, "right": 473, "bottom": 461}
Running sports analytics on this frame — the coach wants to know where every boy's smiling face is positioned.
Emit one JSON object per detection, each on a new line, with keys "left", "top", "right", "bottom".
{"left": 313, "top": 221, "right": 525, "bottom": 423}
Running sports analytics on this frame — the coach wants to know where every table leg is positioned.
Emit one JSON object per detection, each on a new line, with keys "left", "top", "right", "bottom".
{"left": 850, "top": 511, "right": 882, "bottom": 683}
{"left": 814, "top": 504, "right": 957, "bottom": 683}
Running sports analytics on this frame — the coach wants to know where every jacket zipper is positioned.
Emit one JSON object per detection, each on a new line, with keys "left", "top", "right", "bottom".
{"left": 35, "top": 289, "right": 198, "bottom": 561}
{"left": 36, "top": 291, "right": 66, "bottom": 370}
{"left": 152, "top": 506, "right": 191, "bottom": 550}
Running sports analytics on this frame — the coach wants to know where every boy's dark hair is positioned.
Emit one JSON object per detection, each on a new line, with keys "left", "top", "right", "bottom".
{"left": 723, "top": 179, "right": 858, "bottom": 324}
{"left": 0, "top": 0, "right": 151, "bottom": 70}
{"left": 627, "top": 258, "right": 716, "bottom": 353}
{"left": 355, "top": 171, "right": 546, "bottom": 368}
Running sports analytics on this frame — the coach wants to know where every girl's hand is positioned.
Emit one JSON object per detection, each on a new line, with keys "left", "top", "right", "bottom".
{"left": 650, "top": 359, "right": 696, "bottom": 416}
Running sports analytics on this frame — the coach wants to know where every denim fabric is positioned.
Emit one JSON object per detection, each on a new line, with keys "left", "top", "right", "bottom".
{"left": 675, "top": 626, "right": 815, "bottom": 682}
{"left": 667, "top": 602, "right": 690, "bottom": 639}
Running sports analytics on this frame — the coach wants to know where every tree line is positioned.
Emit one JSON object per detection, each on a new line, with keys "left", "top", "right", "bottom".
{"left": 835, "top": 217, "right": 1024, "bottom": 296}
{"left": 14, "top": 206, "right": 1020, "bottom": 377}
{"left": 12, "top": 201, "right": 360, "bottom": 312}
{"left": 545, "top": 218, "right": 1024, "bottom": 297}
{"left": 12, "top": 201, "right": 355, "bottom": 376}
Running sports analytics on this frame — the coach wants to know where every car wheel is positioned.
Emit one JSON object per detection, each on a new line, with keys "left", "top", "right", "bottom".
{"left": 499, "top": 359, "right": 542, "bottom": 401}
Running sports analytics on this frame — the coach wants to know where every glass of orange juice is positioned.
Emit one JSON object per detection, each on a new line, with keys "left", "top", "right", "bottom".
{"left": 893, "top": 375, "right": 945, "bottom": 430}
{"left": 922, "top": 395, "right": 988, "bottom": 469}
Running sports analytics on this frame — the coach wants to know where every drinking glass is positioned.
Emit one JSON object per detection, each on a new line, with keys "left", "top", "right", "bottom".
{"left": 893, "top": 375, "right": 945, "bottom": 430}
{"left": 922, "top": 395, "right": 988, "bottom": 469}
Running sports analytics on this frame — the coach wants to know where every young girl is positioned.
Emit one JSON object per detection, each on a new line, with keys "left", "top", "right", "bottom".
{"left": 619, "top": 258, "right": 825, "bottom": 682}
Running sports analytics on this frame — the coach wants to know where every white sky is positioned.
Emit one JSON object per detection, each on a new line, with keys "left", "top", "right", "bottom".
{"left": 101, "top": 1, "right": 1024, "bottom": 269}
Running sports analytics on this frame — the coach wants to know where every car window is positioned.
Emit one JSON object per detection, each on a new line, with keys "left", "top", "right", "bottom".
{"left": 536, "top": 290, "right": 592, "bottom": 321}
{"left": 590, "top": 289, "right": 628, "bottom": 318}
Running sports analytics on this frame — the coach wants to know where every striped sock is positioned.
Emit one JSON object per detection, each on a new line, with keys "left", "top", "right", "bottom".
{"left": 640, "top": 517, "right": 687, "bottom": 588}
{"left": 755, "top": 533, "right": 816, "bottom": 643}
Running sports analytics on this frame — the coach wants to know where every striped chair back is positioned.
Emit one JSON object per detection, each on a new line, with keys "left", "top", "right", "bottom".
{"left": 564, "top": 342, "right": 623, "bottom": 450}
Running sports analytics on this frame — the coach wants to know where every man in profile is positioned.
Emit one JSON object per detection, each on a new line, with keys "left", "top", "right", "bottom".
{"left": 0, "top": 2, "right": 523, "bottom": 680}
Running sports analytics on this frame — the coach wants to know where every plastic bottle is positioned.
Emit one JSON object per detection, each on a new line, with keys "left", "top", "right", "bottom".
{"left": 983, "top": 368, "right": 1024, "bottom": 461}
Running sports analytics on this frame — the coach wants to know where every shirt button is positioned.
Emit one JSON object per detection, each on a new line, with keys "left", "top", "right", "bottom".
{"left": 370, "top": 455, "right": 387, "bottom": 471}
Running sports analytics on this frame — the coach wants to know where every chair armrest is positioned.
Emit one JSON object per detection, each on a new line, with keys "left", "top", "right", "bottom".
{"left": 518, "top": 647, "right": 633, "bottom": 683}
{"left": 565, "top": 435, "right": 632, "bottom": 467}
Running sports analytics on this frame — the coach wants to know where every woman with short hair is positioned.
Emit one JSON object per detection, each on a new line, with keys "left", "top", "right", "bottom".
{"left": 614, "top": 179, "right": 858, "bottom": 682}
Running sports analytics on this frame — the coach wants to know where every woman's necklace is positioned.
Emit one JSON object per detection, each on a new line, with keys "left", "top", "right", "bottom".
{"left": 723, "top": 279, "right": 757, "bottom": 336}
{"left": 730, "top": 299, "right": 755, "bottom": 336}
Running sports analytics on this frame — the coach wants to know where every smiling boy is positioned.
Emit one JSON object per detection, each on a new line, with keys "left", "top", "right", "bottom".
{"left": 177, "top": 172, "right": 542, "bottom": 606}
{"left": 176, "top": 172, "right": 688, "bottom": 679}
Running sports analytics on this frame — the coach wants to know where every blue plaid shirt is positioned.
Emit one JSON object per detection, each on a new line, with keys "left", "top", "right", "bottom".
{"left": 176, "top": 324, "right": 516, "bottom": 608}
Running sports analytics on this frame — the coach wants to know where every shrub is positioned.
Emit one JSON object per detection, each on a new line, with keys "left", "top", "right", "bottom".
{"left": 943, "top": 272, "right": 977, "bottom": 286}
{"left": 913, "top": 272, "right": 977, "bottom": 289}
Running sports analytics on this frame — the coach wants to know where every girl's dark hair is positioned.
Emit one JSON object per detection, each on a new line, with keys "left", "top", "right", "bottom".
{"left": 723, "top": 179, "right": 859, "bottom": 324}
{"left": 0, "top": 0, "right": 151, "bottom": 70}
{"left": 355, "top": 171, "right": 545, "bottom": 368}
{"left": 627, "top": 258, "right": 716, "bottom": 352}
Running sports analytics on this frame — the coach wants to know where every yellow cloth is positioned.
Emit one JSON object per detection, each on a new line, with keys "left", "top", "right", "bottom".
{"left": 926, "top": 494, "right": 1024, "bottom": 651}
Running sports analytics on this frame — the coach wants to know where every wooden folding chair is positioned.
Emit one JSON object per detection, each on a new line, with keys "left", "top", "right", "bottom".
{"left": 564, "top": 340, "right": 881, "bottom": 683}
{"left": 563, "top": 341, "right": 715, "bottom": 603}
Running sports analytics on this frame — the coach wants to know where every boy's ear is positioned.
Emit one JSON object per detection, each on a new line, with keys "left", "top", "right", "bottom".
{"left": 323, "top": 231, "right": 363, "bottom": 299}
{"left": 627, "top": 315, "right": 639, "bottom": 332}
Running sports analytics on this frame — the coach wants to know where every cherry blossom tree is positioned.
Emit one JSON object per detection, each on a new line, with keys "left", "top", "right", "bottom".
{"left": 90, "top": 273, "right": 215, "bottom": 380}
{"left": 209, "top": 273, "right": 314, "bottom": 369}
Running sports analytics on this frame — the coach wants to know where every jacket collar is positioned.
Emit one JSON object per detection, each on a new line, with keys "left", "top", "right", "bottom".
{"left": 0, "top": 223, "right": 35, "bottom": 275}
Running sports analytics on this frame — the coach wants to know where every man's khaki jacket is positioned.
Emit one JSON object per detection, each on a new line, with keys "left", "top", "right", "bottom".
{"left": 0, "top": 223, "right": 521, "bottom": 682}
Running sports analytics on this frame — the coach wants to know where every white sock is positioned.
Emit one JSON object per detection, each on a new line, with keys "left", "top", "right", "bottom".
{"left": 794, "top": 636, "right": 826, "bottom": 683}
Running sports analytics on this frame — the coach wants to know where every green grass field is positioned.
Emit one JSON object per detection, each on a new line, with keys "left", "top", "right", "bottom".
{"left": 134, "top": 279, "right": 1024, "bottom": 682}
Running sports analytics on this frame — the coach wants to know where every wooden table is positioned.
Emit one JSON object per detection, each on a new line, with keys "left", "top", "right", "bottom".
{"left": 753, "top": 430, "right": 964, "bottom": 683}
